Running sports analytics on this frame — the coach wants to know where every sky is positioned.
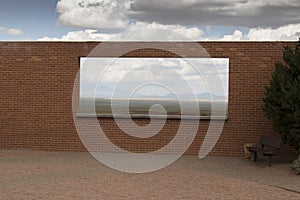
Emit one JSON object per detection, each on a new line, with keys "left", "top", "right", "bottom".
{"left": 80, "top": 57, "right": 229, "bottom": 99}
{"left": 0, "top": 0, "right": 300, "bottom": 41}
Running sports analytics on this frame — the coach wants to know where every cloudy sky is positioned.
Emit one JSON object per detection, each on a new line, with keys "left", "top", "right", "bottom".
{"left": 0, "top": 0, "right": 299, "bottom": 41}
{"left": 80, "top": 57, "right": 228, "bottom": 99}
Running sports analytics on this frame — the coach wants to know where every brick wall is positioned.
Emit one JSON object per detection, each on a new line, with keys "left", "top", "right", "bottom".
{"left": 0, "top": 41, "right": 297, "bottom": 156}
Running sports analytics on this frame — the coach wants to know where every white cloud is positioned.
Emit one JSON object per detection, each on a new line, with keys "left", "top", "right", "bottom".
{"left": 56, "top": 0, "right": 300, "bottom": 29}
{"left": 39, "top": 23, "right": 300, "bottom": 41}
{"left": 117, "top": 22, "right": 204, "bottom": 41}
{"left": 52, "top": 0, "right": 300, "bottom": 42}
{"left": 219, "top": 30, "right": 244, "bottom": 41}
{"left": 0, "top": 27, "right": 23, "bottom": 35}
{"left": 247, "top": 24, "right": 300, "bottom": 41}
{"left": 56, "top": 0, "right": 130, "bottom": 29}
{"left": 39, "top": 29, "right": 115, "bottom": 41}
{"left": 205, "top": 24, "right": 300, "bottom": 41}
{"left": 39, "top": 22, "right": 204, "bottom": 41}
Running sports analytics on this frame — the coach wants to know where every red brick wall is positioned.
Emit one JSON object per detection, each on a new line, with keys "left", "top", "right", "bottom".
{"left": 0, "top": 42, "right": 297, "bottom": 155}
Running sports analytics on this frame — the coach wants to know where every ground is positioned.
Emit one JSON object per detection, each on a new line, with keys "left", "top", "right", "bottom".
{"left": 0, "top": 150, "right": 299, "bottom": 199}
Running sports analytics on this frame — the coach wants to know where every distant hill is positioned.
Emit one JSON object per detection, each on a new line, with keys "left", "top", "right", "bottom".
{"left": 131, "top": 92, "right": 226, "bottom": 100}
{"left": 83, "top": 92, "right": 227, "bottom": 101}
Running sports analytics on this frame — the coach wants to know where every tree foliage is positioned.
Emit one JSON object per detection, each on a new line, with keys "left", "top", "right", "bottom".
{"left": 262, "top": 41, "right": 300, "bottom": 154}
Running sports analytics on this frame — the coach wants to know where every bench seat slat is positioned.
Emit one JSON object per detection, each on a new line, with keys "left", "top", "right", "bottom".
{"left": 248, "top": 147, "right": 278, "bottom": 156}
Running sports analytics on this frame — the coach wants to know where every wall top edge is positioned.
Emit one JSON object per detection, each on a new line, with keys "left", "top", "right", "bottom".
{"left": 0, "top": 41, "right": 297, "bottom": 44}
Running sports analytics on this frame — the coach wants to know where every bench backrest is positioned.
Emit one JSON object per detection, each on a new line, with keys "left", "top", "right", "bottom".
{"left": 259, "top": 135, "right": 281, "bottom": 149}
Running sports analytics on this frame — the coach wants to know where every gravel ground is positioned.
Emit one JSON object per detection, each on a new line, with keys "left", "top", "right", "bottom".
{"left": 0, "top": 150, "right": 299, "bottom": 200}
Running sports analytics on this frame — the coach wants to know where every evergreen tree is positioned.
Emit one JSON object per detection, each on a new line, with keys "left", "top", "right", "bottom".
{"left": 262, "top": 40, "right": 300, "bottom": 154}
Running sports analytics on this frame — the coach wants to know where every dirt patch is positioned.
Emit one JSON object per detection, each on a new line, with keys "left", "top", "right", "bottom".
{"left": 1, "top": 150, "right": 299, "bottom": 199}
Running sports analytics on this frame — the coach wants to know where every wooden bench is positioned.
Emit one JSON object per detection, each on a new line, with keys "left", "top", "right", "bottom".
{"left": 247, "top": 136, "right": 281, "bottom": 166}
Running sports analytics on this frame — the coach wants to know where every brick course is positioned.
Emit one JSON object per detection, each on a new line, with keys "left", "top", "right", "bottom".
{"left": 0, "top": 42, "right": 297, "bottom": 156}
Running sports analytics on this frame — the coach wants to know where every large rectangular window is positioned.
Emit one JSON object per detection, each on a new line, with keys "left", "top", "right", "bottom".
{"left": 78, "top": 57, "right": 229, "bottom": 119}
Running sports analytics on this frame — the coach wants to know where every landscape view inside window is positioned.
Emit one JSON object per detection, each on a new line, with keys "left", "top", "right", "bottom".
{"left": 78, "top": 57, "right": 229, "bottom": 119}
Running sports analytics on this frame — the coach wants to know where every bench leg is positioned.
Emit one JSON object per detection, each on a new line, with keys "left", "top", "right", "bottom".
{"left": 254, "top": 152, "right": 257, "bottom": 162}
{"left": 268, "top": 156, "right": 272, "bottom": 167}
